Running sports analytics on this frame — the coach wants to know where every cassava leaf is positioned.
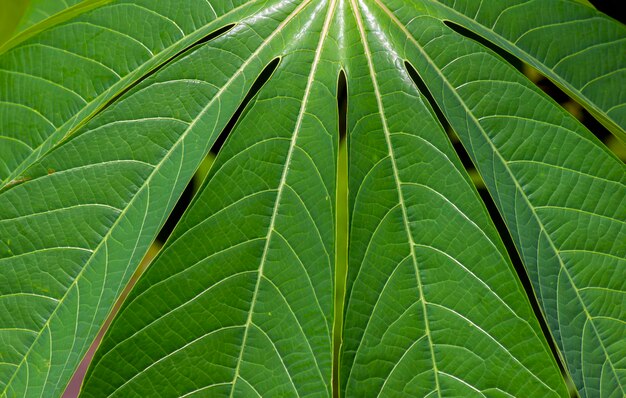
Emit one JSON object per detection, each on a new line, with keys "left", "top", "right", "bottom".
{"left": 13, "top": 0, "right": 89, "bottom": 34}
{"left": 375, "top": 1, "right": 625, "bottom": 396}
{"left": 0, "top": 0, "right": 258, "bottom": 186}
{"left": 81, "top": 2, "right": 339, "bottom": 396}
{"left": 0, "top": 1, "right": 29, "bottom": 46}
{"left": 84, "top": 1, "right": 593, "bottom": 397}
{"left": 0, "top": 1, "right": 299, "bottom": 395}
{"left": 0, "top": 0, "right": 624, "bottom": 397}
{"left": 341, "top": 1, "right": 567, "bottom": 396}
{"left": 423, "top": 0, "right": 626, "bottom": 141}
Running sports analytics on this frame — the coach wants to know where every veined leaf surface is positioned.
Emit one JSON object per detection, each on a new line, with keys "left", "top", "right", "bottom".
{"left": 0, "top": 0, "right": 259, "bottom": 185}
{"left": 12, "top": 0, "right": 92, "bottom": 35}
{"left": 0, "top": 0, "right": 623, "bottom": 397}
{"left": 81, "top": 1, "right": 340, "bottom": 396}
{"left": 424, "top": 0, "right": 626, "bottom": 140}
{"left": 374, "top": 1, "right": 626, "bottom": 395}
{"left": 0, "top": 1, "right": 303, "bottom": 395}
{"left": 341, "top": 1, "right": 566, "bottom": 396}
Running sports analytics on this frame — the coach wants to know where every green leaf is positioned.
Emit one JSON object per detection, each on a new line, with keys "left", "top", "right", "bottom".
{"left": 340, "top": 1, "right": 567, "bottom": 396}
{"left": 0, "top": 0, "right": 29, "bottom": 46}
{"left": 14, "top": 0, "right": 87, "bottom": 34}
{"left": 81, "top": 2, "right": 339, "bottom": 396}
{"left": 424, "top": 0, "right": 626, "bottom": 140}
{"left": 377, "top": 1, "right": 625, "bottom": 396}
{"left": 0, "top": 1, "right": 298, "bottom": 395}
{"left": 1, "top": 0, "right": 624, "bottom": 397}
{"left": 0, "top": 0, "right": 257, "bottom": 185}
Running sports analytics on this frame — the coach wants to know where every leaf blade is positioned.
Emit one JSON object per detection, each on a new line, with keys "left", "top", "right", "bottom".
{"left": 383, "top": 2, "right": 625, "bottom": 396}
{"left": 0, "top": 2, "right": 297, "bottom": 394}
{"left": 0, "top": 0, "right": 260, "bottom": 187}
{"left": 425, "top": 0, "right": 626, "bottom": 139}
{"left": 80, "top": 1, "right": 341, "bottom": 396}
{"left": 340, "top": 1, "right": 569, "bottom": 396}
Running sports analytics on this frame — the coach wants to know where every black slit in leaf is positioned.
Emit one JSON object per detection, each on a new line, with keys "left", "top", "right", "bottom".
{"left": 443, "top": 20, "right": 522, "bottom": 70}
{"left": 194, "top": 23, "right": 236, "bottom": 46}
{"left": 403, "top": 60, "right": 570, "bottom": 381}
{"left": 210, "top": 57, "right": 281, "bottom": 155}
{"left": 55, "top": 23, "right": 237, "bottom": 151}
{"left": 443, "top": 20, "right": 619, "bottom": 152}
{"left": 157, "top": 57, "right": 281, "bottom": 242}
{"left": 105, "top": 23, "right": 237, "bottom": 110}
{"left": 333, "top": 69, "right": 348, "bottom": 398}
{"left": 338, "top": 70, "right": 348, "bottom": 140}
{"left": 403, "top": 61, "right": 451, "bottom": 132}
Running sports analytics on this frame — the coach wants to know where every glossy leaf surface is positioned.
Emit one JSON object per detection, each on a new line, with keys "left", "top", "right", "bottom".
{"left": 82, "top": 1, "right": 340, "bottom": 396}
{"left": 1, "top": 1, "right": 289, "bottom": 395}
{"left": 0, "top": 0, "right": 623, "bottom": 397}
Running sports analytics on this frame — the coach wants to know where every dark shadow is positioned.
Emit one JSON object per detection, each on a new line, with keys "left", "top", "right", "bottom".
{"left": 443, "top": 18, "right": 624, "bottom": 158}
{"left": 95, "top": 24, "right": 236, "bottom": 124}
{"left": 443, "top": 20, "right": 522, "bottom": 70}
{"left": 590, "top": 0, "right": 626, "bottom": 24}
{"left": 157, "top": 57, "right": 281, "bottom": 242}
{"left": 402, "top": 59, "right": 571, "bottom": 384}
{"left": 333, "top": 70, "right": 348, "bottom": 398}
{"left": 210, "top": 57, "right": 281, "bottom": 155}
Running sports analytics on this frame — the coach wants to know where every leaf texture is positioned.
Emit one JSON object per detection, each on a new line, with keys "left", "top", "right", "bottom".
{"left": 0, "top": 0, "right": 623, "bottom": 397}
{"left": 84, "top": 1, "right": 582, "bottom": 397}
{"left": 81, "top": 1, "right": 339, "bottom": 396}
{"left": 0, "top": 1, "right": 295, "bottom": 395}
{"left": 14, "top": 0, "right": 88, "bottom": 34}
{"left": 376, "top": 1, "right": 625, "bottom": 396}
{"left": 0, "top": 0, "right": 258, "bottom": 185}
{"left": 425, "top": 0, "right": 626, "bottom": 140}
{"left": 340, "top": 1, "right": 568, "bottom": 396}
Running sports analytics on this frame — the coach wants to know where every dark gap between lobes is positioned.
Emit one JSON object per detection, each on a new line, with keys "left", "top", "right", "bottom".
{"left": 1, "top": 23, "right": 238, "bottom": 195}
{"left": 443, "top": 19, "right": 621, "bottom": 154}
{"left": 73, "top": 56, "right": 281, "bottom": 390}
{"left": 402, "top": 60, "right": 571, "bottom": 380}
{"left": 157, "top": 57, "right": 281, "bottom": 242}
{"left": 209, "top": 57, "right": 282, "bottom": 156}
{"left": 49, "top": 23, "right": 236, "bottom": 156}
{"left": 60, "top": 23, "right": 241, "bottom": 397}
{"left": 105, "top": 23, "right": 236, "bottom": 114}
{"left": 442, "top": 20, "right": 522, "bottom": 70}
{"left": 333, "top": 69, "right": 348, "bottom": 398}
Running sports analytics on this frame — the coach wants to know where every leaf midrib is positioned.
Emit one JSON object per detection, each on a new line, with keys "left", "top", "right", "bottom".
{"left": 347, "top": 1, "right": 442, "bottom": 397}
{"left": 425, "top": 0, "right": 626, "bottom": 139}
{"left": 0, "top": 0, "right": 114, "bottom": 54}
{"left": 228, "top": 1, "right": 334, "bottom": 396}
{"left": 0, "top": 0, "right": 262, "bottom": 189}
